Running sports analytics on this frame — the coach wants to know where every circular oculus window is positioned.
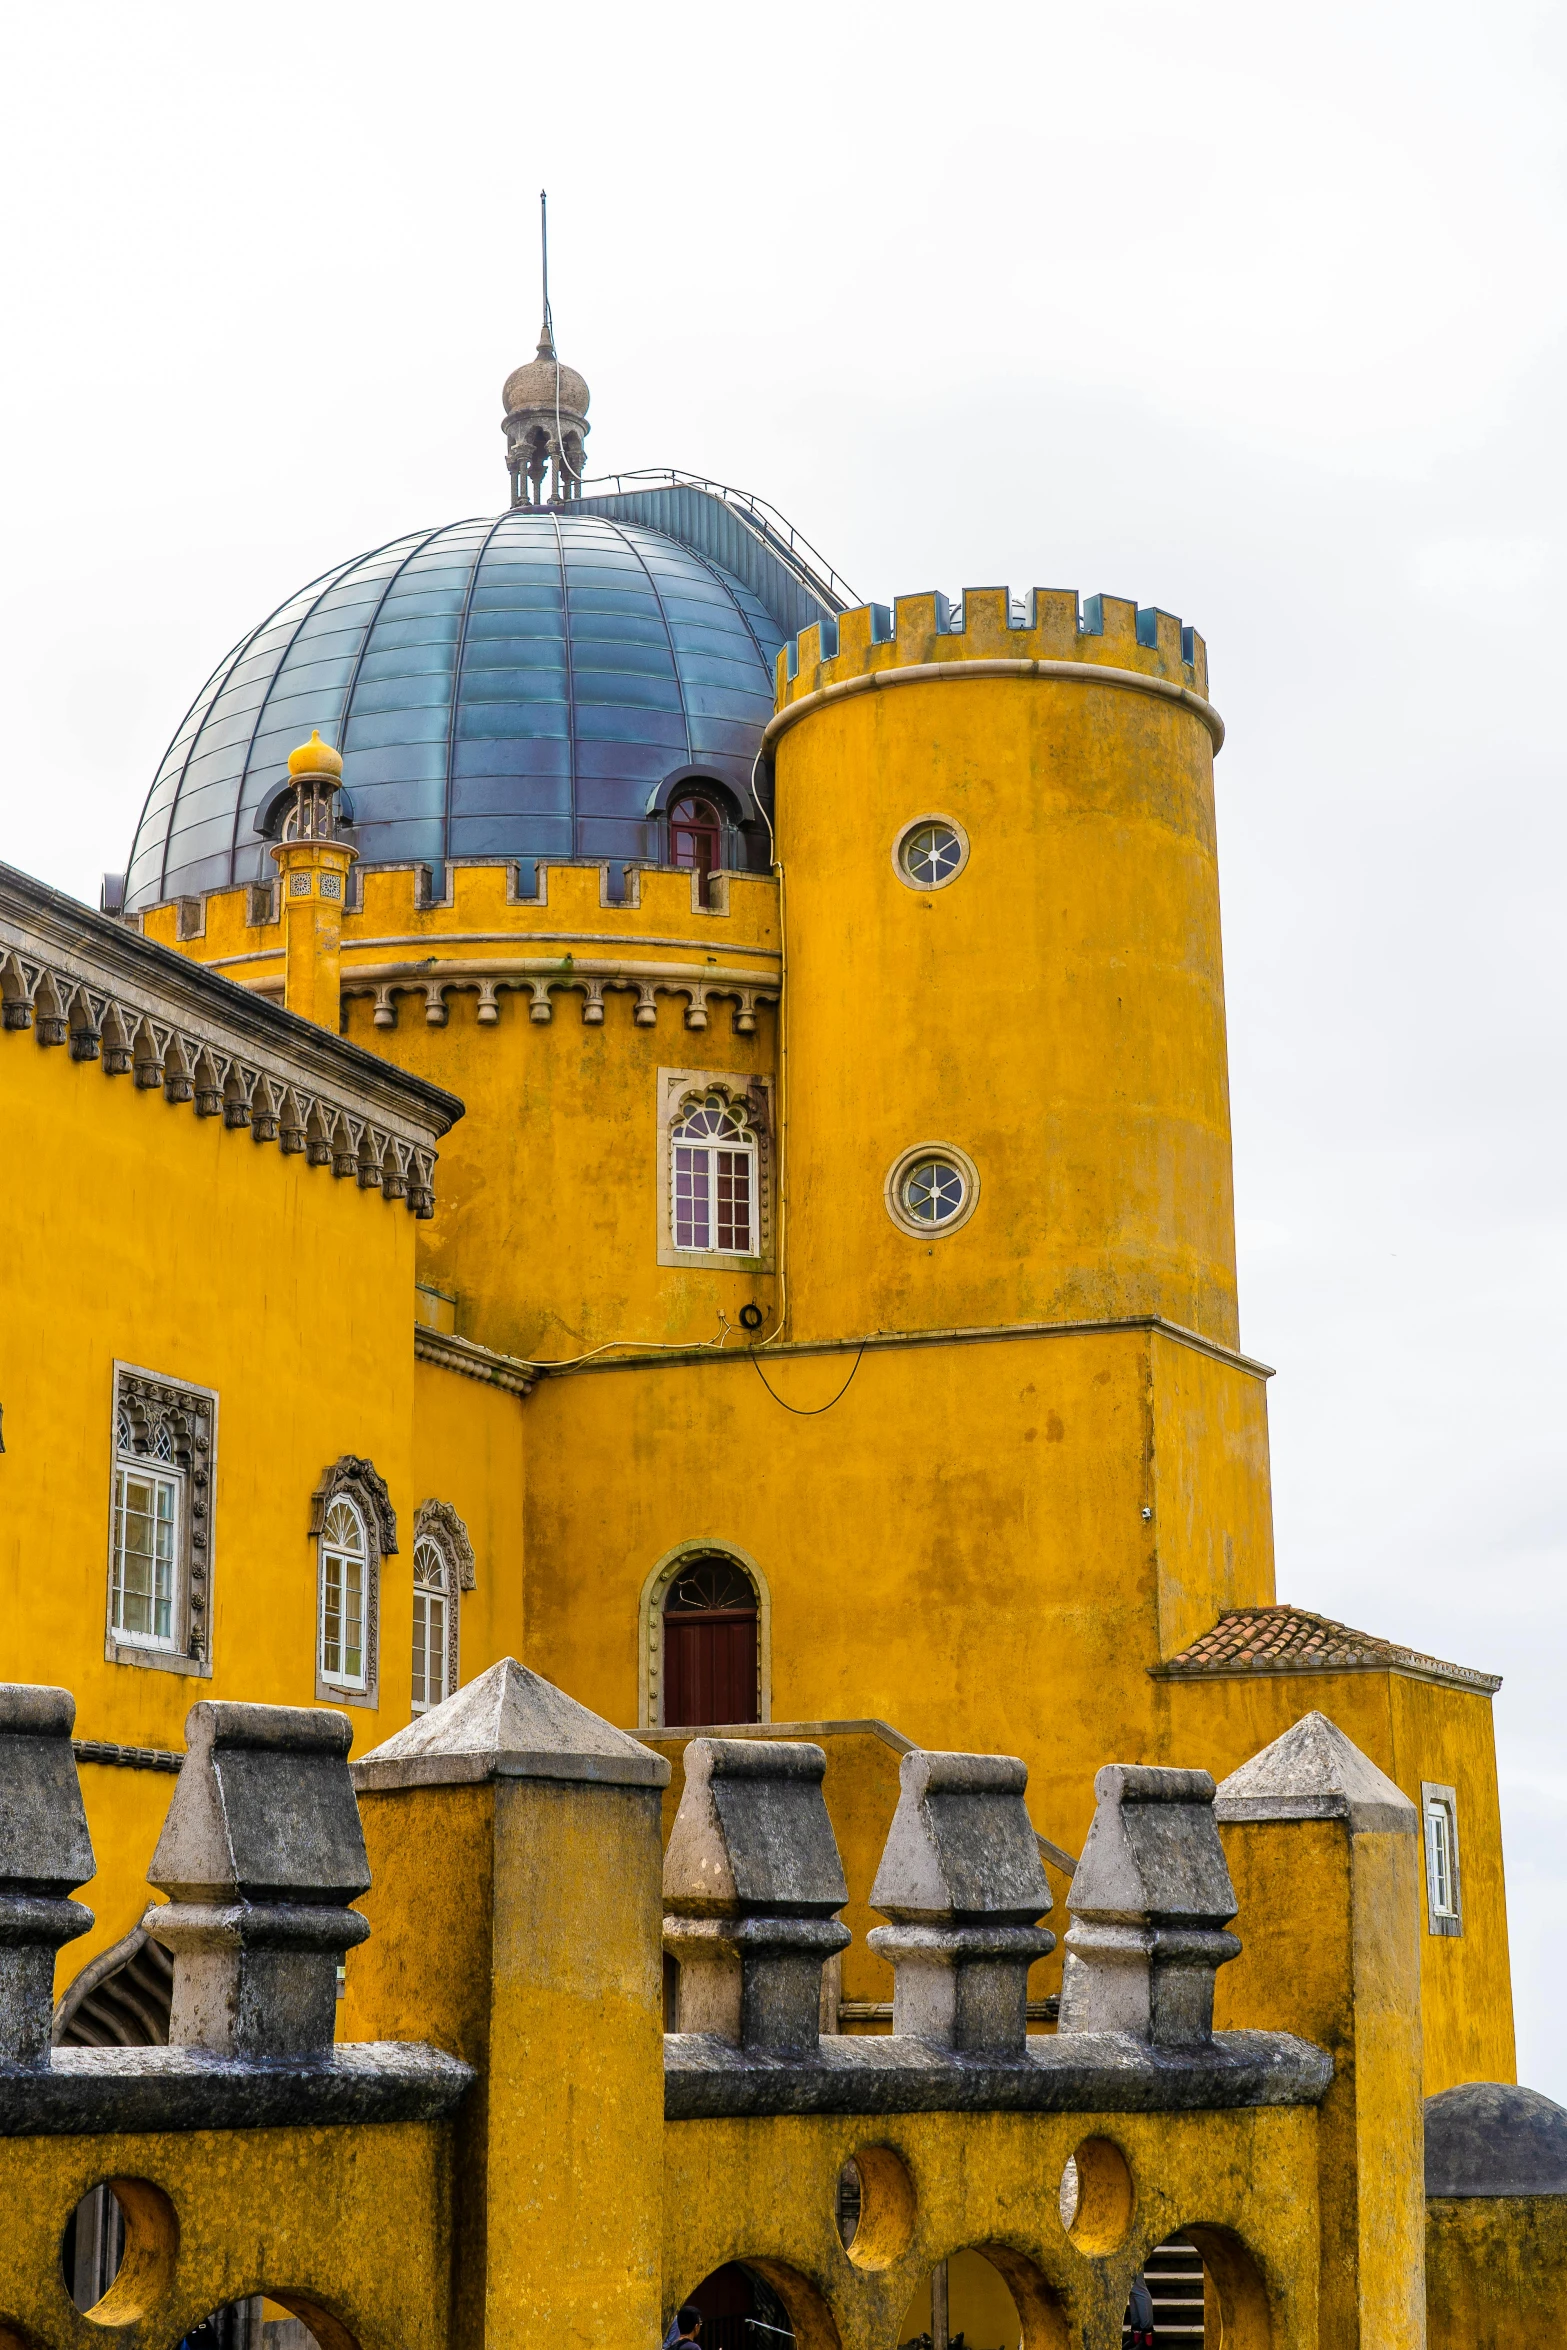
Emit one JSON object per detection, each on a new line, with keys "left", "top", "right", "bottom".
{"left": 884, "top": 1142, "right": 981, "bottom": 1239}
{"left": 894, "top": 814, "right": 969, "bottom": 890}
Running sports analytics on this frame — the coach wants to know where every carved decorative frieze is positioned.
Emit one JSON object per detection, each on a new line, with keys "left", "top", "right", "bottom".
{"left": 0, "top": 887, "right": 450, "bottom": 1220}
{"left": 249, "top": 955, "right": 779, "bottom": 1037}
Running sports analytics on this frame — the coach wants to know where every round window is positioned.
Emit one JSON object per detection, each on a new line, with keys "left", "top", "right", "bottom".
{"left": 902, "top": 1157, "right": 966, "bottom": 1225}
{"left": 894, "top": 814, "right": 969, "bottom": 890}
{"left": 884, "top": 1142, "right": 981, "bottom": 1239}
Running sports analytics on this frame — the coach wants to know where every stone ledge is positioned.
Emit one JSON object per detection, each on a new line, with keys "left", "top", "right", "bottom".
{"left": 0, "top": 2041, "right": 473, "bottom": 2137}
{"left": 663, "top": 2026, "right": 1332, "bottom": 2120}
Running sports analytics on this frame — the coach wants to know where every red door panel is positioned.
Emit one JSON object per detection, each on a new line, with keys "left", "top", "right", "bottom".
{"left": 664, "top": 1609, "right": 758, "bottom": 1727}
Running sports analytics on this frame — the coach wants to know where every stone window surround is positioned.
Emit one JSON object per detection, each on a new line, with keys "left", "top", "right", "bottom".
{"left": 657, "top": 1068, "right": 775, "bottom": 1275}
{"left": 411, "top": 1499, "right": 476, "bottom": 1709}
{"left": 637, "top": 1539, "right": 772, "bottom": 1732}
{"left": 892, "top": 811, "right": 971, "bottom": 892}
{"left": 105, "top": 1362, "right": 218, "bottom": 1681}
{"left": 883, "top": 1139, "right": 982, "bottom": 1241}
{"left": 310, "top": 1457, "right": 397, "bottom": 1710}
{"left": 1421, "top": 1780, "right": 1464, "bottom": 1938}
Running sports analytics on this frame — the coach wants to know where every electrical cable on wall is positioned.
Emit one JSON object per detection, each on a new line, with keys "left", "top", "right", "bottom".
{"left": 749, "top": 1343, "right": 865, "bottom": 1417}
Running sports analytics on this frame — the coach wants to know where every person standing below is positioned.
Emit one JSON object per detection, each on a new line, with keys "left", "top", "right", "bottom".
{"left": 663, "top": 2306, "right": 703, "bottom": 2347}
{"left": 1125, "top": 2276, "right": 1156, "bottom": 2347}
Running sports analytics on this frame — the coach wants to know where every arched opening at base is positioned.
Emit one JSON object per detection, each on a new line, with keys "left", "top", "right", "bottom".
{"left": 1180, "top": 2225, "right": 1273, "bottom": 2350}
{"left": 899, "top": 2249, "right": 1033, "bottom": 2349}
{"left": 670, "top": 2264, "right": 796, "bottom": 2350}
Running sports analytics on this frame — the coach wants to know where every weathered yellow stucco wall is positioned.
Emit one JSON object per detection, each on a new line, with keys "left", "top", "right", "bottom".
{"left": 521, "top": 1322, "right": 1273, "bottom": 1858}
{"left": 412, "top": 1359, "right": 525, "bottom": 1675}
{"left": 1168, "top": 1670, "right": 1515, "bottom": 2094}
{"left": 0, "top": 1022, "right": 422, "bottom": 1983}
{"left": 151, "top": 861, "right": 782, "bottom": 1363}
{"left": 0, "top": 2119, "right": 454, "bottom": 2350}
{"left": 664, "top": 2105, "right": 1318, "bottom": 2350}
{"left": 1425, "top": 2194, "right": 1567, "bottom": 2346}
{"left": 772, "top": 591, "right": 1237, "bottom": 1350}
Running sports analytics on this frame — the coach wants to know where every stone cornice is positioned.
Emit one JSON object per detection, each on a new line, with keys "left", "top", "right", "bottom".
{"left": 1, "top": 861, "right": 463, "bottom": 1213}
{"left": 764, "top": 657, "right": 1226, "bottom": 754}
{"left": 534, "top": 1314, "right": 1273, "bottom": 1383}
{"left": 414, "top": 1325, "right": 536, "bottom": 1396}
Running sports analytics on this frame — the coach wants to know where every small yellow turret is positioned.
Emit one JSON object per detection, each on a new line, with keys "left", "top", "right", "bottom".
{"left": 271, "top": 733, "right": 356, "bottom": 1031}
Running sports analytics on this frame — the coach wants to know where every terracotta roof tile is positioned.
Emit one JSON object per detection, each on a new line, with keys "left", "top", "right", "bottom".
{"left": 1154, "top": 1605, "right": 1501, "bottom": 1695}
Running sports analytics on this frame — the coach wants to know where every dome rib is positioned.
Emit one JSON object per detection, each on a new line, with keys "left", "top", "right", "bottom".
{"left": 146, "top": 558, "right": 349, "bottom": 901}
{"left": 225, "top": 537, "right": 413, "bottom": 882}
{"left": 600, "top": 515, "right": 692, "bottom": 771}
{"left": 443, "top": 512, "right": 517, "bottom": 867}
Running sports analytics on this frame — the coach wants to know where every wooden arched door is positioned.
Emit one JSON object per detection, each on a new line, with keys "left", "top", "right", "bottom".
{"left": 662, "top": 1556, "right": 758, "bottom": 1727}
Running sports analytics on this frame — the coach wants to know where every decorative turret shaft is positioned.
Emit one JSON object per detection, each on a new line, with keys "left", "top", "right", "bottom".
{"left": 271, "top": 732, "right": 355, "bottom": 1032}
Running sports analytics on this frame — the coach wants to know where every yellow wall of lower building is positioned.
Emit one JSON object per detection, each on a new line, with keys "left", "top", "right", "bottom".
{"left": 0, "top": 1025, "right": 421, "bottom": 1987}
{"left": 1165, "top": 1670, "right": 1516, "bottom": 2095}
{"left": 522, "top": 1324, "right": 1271, "bottom": 1862}
{"left": 412, "top": 1359, "right": 526, "bottom": 1682}
{"left": 1425, "top": 2195, "right": 1567, "bottom": 2347}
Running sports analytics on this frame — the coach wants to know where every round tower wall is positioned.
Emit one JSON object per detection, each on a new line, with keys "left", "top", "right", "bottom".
{"left": 771, "top": 587, "right": 1239, "bottom": 1350}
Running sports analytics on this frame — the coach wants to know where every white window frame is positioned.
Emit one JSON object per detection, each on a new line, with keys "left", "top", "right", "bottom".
{"left": 110, "top": 1447, "right": 181, "bottom": 1652}
{"left": 656, "top": 1068, "right": 774, "bottom": 1273}
{"left": 411, "top": 1535, "right": 453, "bottom": 1714}
{"left": 1421, "top": 1782, "right": 1463, "bottom": 1937}
{"left": 672, "top": 1098, "right": 757, "bottom": 1256}
{"left": 318, "top": 1496, "right": 370, "bottom": 1695}
{"left": 105, "top": 1363, "right": 217, "bottom": 1679}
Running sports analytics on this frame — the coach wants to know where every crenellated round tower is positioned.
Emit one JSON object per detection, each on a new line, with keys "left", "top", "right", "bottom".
{"left": 769, "top": 584, "right": 1238, "bottom": 1351}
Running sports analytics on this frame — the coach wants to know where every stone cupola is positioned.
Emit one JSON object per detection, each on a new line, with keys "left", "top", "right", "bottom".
{"left": 503, "top": 325, "right": 590, "bottom": 508}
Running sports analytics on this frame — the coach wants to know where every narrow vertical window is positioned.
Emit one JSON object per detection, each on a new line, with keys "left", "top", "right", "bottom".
{"left": 669, "top": 793, "right": 723, "bottom": 906}
{"left": 319, "top": 1498, "right": 369, "bottom": 1692}
{"left": 107, "top": 1368, "right": 216, "bottom": 1673}
{"left": 670, "top": 1093, "right": 757, "bottom": 1256}
{"left": 1421, "top": 1783, "right": 1463, "bottom": 1936}
{"left": 411, "top": 1537, "right": 450, "bottom": 1713}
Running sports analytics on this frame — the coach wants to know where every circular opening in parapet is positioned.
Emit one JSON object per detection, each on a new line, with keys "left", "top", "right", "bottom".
{"left": 61, "top": 2179, "right": 177, "bottom": 2325}
{"left": 898, "top": 2251, "right": 1025, "bottom": 2349}
{"left": 1058, "top": 2138, "right": 1133, "bottom": 2256}
{"left": 836, "top": 2145, "right": 916, "bottom": 2270}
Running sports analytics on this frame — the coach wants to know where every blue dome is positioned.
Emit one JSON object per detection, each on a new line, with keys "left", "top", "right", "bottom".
{"left": 125, "top": 509, "right": 789, "bottom": 912}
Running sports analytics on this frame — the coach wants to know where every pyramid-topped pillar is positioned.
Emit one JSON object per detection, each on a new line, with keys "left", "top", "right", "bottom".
{"left": 1213, "top": 1711, "right": 1425, "bottom": 2350}
{"left": 344, "top": 1660, "right": 670, "bottom": 2350}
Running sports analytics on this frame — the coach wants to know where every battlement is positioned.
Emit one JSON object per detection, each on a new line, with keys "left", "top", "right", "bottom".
{"left": 0, "top": 1670, "right": 1540, "bottom": 2348}
{"left": 776, "top": 586, "right": 1210, "bottom": 712}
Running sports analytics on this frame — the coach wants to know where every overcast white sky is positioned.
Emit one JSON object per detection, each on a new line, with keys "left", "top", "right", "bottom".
{"left": 3, "top": 1, "right": 1563, "bottom": 2093}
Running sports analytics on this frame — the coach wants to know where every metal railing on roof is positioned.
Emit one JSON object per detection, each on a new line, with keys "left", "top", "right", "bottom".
{"left": 575, "top": 468, "right": 860, "bottom": 612}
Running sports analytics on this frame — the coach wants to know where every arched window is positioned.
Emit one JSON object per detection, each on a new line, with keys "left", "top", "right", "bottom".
{"left": 669, "top": 794, "right": 723, "bottom": 905}
{"left": 662, "top": 1556, "right": 759, "bottom": 1728}
{"left": 310, "top": 1455, "right": 394, "bottom": 1708}
{"left": 672, "top": 1092, "right": 757, "bottom": 1256}
{"left": 411, "top": 1537, "right": 451, "bottom": 1713}
{"left": 319, "top": 1498, "right": 368, "bottom": 1693}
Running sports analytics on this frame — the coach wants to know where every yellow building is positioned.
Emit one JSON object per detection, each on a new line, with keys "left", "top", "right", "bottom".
{"left": 2, "top": 311, "right": 1523, "bottom": 2184}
